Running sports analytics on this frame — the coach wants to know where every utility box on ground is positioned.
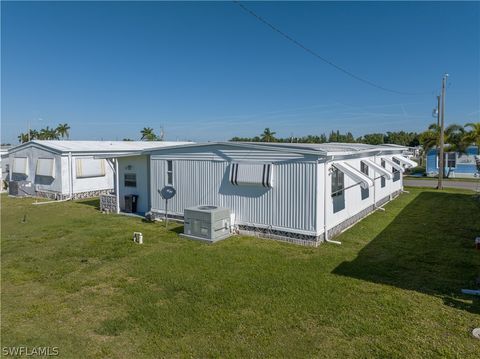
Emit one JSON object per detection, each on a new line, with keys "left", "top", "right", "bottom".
{"left": 182, "top": 205, "right": 231, "bottom": 243}
{"left": 9, "top": 181, "right": 35, "bottom": 197}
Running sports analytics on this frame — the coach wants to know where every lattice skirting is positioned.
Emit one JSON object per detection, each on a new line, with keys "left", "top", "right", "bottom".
{"left": 237, "top": 225, "right": 320, "bottom": 246}
{"left": 36, "top": 189, "right": 113, "bottom": 201}
{"left": 146, "top": 210, "right": 184, "bottom": 222}
{"left": 239, "top": 190, "right": 402, "bottom": 246}
{"left": 100, "top": 193, "right": 117, "bottom": 213}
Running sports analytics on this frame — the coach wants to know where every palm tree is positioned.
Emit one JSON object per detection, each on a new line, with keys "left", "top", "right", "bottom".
{"left": 39, "top": 126, "right": 60, "bottom": 140}
{"left": 463, "top": 122, "right": 480, "bottom": 151}
{"left": 29, "top": 129, "right": 38, "bottom": 140}
{"left": 444, "top": 124, "right": 468, "bottom": 153}
{"left": 140, "top": 127, "right": 158, "bottom": 141}
{"left": 18, "top": 133, "right": 29, "bottom": 143}
{"left": 260, "top": 128, "right": 276, "bottom": 142}
{"left": 419, "top": 123, "right": 466, "bottom": 153}
{"left": 56, "top": 123, "right": 71, "bottom": 139}
{"left": 419, "top": 123, "right": 440, "bottom": 154}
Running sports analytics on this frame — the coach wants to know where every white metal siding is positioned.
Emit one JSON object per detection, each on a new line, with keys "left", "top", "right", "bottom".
{"left": 118, "top": 155, "right": 150, "bottom": 213}
{"left": 321, "top": 155, "right": 403, "bottom": 234}
{"left": 71, "top": 156, "right": 114, "bottom": 194}
{"left": 9, "top": 148, "right": 64, "bottom": 193}
{"left": 150, "top": 159, "right": 317, "bottom": 234}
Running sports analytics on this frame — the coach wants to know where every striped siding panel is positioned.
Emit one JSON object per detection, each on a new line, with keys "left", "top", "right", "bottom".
{"left": 150, "top": 159, "right": 317, "bottom": 233}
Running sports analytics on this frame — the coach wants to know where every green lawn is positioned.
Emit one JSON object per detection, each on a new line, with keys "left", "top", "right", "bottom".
{"left": 1, "top": 188, "right": 480, "bottom": 358}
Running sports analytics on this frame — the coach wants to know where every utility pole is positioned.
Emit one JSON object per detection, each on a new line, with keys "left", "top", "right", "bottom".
{"left": 437, "top": 74, "right": 448, "bottom": 190}
{"left": 436, "top": 95, "right": 441, "bottom": 127}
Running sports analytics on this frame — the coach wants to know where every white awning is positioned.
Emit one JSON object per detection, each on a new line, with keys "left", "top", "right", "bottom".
{"left": 382, "top": 157, "right": 405, "bottom": 173}
{"left": 230, "top": 162, "right": 273, "bottom": 188}
{"left": 12, "top": 157, "right": 28, "bottom": 174}
{"left": 363, "top": 159, "right": 393, "bottom": 180}
{"left": 333, "top": 162, "right": 374, "bottom": 189}
{"left": 392, "top": 155, "right": 418, "bottom": 168}
{"left": 36, "top": 158, "right": 55, "bottom": 178}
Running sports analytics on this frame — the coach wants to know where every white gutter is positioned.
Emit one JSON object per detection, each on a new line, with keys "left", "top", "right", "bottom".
{"left": 33, "top": 198, "right": 71, "bottom": 205}
{"left": 115, "top": 158, "right": 120, "bottom": 214}
{"left": 69, "top": 152, "right": 73, "bottom": 199}
{"left": 324, "top": 159, "right": 341, "bottom": 245}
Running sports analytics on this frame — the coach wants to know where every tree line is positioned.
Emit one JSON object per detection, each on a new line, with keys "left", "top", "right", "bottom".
{"left": 18, "top": 123, "right": 71, "bottom": 143}
{"left": 18, "top": 126, "right": 164, "bottom": 143}
{"left": 16, "top": 121, "right": 479, "bottom": 153}
{"left": 231, "top": 122, "right": 480, "bottom": 152}
{"left": 231, "top": 128, "right": 421, "bottom": 147}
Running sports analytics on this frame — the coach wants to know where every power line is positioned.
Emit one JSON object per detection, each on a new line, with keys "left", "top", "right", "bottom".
{"left": 234, "top": 1, "right": 424, "bottom": 96}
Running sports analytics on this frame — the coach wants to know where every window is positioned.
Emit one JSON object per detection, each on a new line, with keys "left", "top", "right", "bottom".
{"left": 331, "top": 168, "right": 344, "bottom": 197}
{"left": 360, "top": 162, "right": 369, "bottom": 200}
{"left": 229, "top": 162, "right": 273, "bottom": 188}
{"left": 446, "top": 152, "right": 456, "bottom": 168}
{"left": 380, "top": 160, "right": 386, "bottom": 188}
{"left": 166, "top": 160, "right": 173, "bottom": 185}
{"left": 331, "top": 168, "right": 345, "bottom": 213}
{"left": 124, "top": 173, "right": 136, "bottom": 187}
{"left": 392, "top": 158, "right": 401, "bottom": 182}
{"left": 76, "top": 158, "right": 106, "bottom": 178}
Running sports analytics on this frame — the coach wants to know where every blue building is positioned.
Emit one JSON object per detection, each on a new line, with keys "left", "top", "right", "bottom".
{"left": 426, "top": 145, "right": 479, "bottom": 178}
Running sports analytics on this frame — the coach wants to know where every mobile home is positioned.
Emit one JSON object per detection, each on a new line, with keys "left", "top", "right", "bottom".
{"left": 1, "top": 145, "right": 11, "bottom": 193}
{"left": 104, "top": 142, "right": 416, "bottom": 245}
{"left": 7, "top": 140, "right": 189, "bottom": 199}
{"left": 426, "top": 145, "right": 479, "bottom": 178}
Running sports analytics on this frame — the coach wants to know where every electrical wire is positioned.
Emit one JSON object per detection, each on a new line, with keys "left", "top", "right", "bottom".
{"left": 234, "top": 1, "right": 428, "bottom": 96}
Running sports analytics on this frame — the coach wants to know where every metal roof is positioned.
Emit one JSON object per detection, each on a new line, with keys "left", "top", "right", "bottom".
{"left": 237, "top": 142, "right": 406, "bottom": 154}
{"left": 8, "top": 140, "right": 192, "bottom": 154}
{"left": 140, "top": 141, "right": 407, "bottom": 157}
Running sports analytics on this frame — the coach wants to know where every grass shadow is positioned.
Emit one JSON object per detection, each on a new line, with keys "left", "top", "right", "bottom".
{"left": 75, "top": 198, "right": 100, "bottom": 210}
{"left": 333, "top": 191, "right": 480, "bottom": 314}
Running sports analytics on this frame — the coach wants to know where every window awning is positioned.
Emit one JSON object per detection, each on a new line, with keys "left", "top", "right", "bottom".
{"left": 362, "top": 159, "right": 393, "bottom": 180}
{"left": 230, "top": 162, "right": 273, "bottom": 188}
{"left": 392, "top": 155, "right": 418, "bottom": 168}
{"left": 36, "top": 158, "right": 55, "bottom": 178}
{"left": 12, "top": 157, "right": 28, "bottom": 174}
{"left": 382, "top": 157, "right": 405, "bottom": 173}
{"left": 333, "top": 162, "right": 374, "bottom": 189}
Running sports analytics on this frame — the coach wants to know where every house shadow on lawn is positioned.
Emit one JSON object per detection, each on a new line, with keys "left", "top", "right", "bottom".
{"left": 75, "top": 198, "right": 100, "bottom": 210}
{"left": 333, "top": 191, "right": 480, "bottom": 314}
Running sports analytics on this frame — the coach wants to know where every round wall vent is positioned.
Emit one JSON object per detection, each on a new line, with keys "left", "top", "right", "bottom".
{"left": 198, "top": 205, "right": 217, "bottom": 210}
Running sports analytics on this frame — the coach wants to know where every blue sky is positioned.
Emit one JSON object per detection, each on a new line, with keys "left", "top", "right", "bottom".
{"left": 1, "top": 1, "right": 479, "bottom": 143}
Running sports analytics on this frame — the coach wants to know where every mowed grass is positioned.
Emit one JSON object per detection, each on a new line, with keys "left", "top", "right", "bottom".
{"left": 1, "top": 188, "right": 479, "bottom": 358}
